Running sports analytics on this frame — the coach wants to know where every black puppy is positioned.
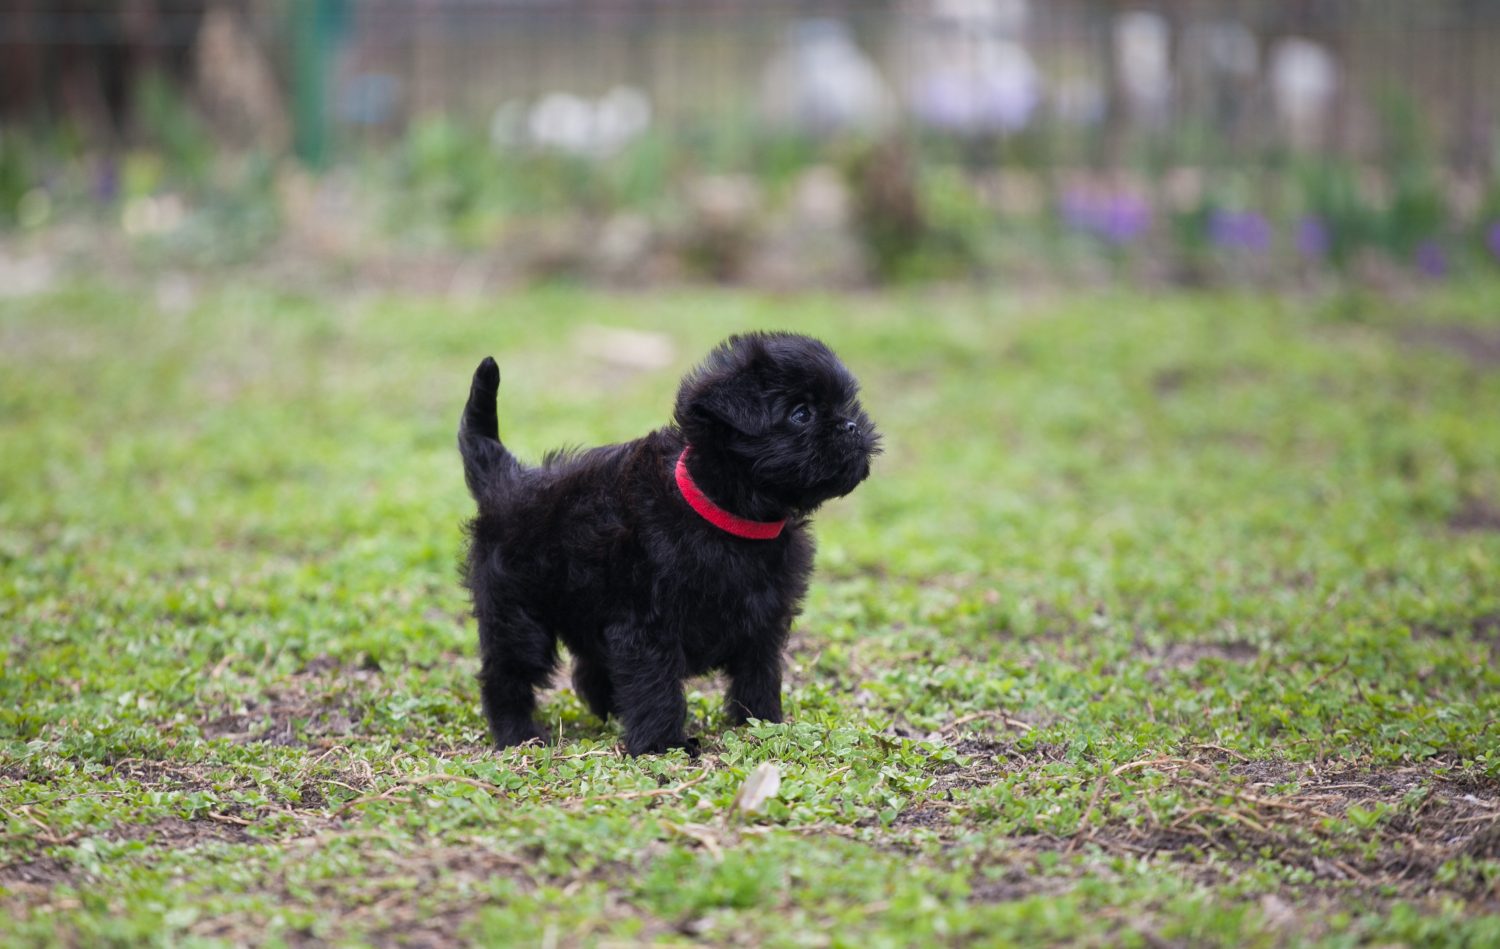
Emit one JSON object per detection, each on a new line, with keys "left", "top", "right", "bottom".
{"left": 458, "top": 332, "right": 878, "bottom": 755}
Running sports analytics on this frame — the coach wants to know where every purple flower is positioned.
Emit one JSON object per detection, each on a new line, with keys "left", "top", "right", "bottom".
{"left": 977, "top": 77, "right": 1040, "bottom": 134}
{"left": 1100, "top": 194, "right": 1152, "bottom": 244}
{"left": 1295, "top": 216, "right": 1330, "bottom": 260}
{"left": 1414, "top": 239, "right": 1447, "bottom": 278}
{"left": 1485, "top": 220, "right": 1500, "bottom": 263}
{"left": 1059, "top": 187, "right": 1151, "bottom": 245}
{"left": 911, "top": 51, "right": 1040, "bottom": 134}
{"left": 1208, "top": 210, "right": 1272, "bottom": 253}
{"left": 912, "top": 74, "right": 974, "bottom": 132}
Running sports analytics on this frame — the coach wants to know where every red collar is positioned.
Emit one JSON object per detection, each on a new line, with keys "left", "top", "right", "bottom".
{"left": 674, "top": 447, "right": 786, "bottom": 540}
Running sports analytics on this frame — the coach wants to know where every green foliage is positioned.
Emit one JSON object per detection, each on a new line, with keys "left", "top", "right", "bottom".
{"left": 905, "top": 163, "right": 992, "bottom": 279}
{"left": 3, "top": 281, "right": 1500, "bottom": 943}
{"left": 139, "top": 154, "right": 282, "bottom": 266}
{"left": 132, "top": 70, "right": 214, "bottom": 188}
{"left": 1295, "top": 159, "right": 1381, "bottom": 266}
{"left": 0, "top": 132, "right": 34, "bottom": 225}
{"left": 382, "top": 117, "right": 510, "bottom": 245}
{"left": 847, "top": 139, "right": 926, "bottom": 280}
{"left": 1289, "top": 91, "right": 1453, "bottom": 270}
{"left": 1385, "top": 164, "right": 1447, "bottom": 258}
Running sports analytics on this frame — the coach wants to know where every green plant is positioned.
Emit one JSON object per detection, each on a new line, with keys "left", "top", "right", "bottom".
{"left": 1376, "top": 88, "right": 1449, "bottom": 259}
{"left": 1295, "top": 159, "right": 1380, "bottom": 266}
{"left": 132, "top": 70, "right": 214, "bottom": 188}
{"left": 0, "top": 131, "right": 34, "bottom": 224}
{"left": 847, "top": 138, "right": 925, "bottom": 280}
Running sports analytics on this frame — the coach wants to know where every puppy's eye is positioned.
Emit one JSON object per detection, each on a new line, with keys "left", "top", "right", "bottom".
{"left": 788, "top": 404, "right": 812, "bottom": 426}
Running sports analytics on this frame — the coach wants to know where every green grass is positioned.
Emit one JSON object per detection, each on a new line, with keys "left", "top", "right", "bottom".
{"left": 3, "top": 279, "right": 1500, "bottom": 946}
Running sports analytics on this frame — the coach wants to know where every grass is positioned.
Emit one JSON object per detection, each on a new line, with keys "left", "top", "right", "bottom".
{"left": 3, "top": 276, "right": 1500, "bottom": 946}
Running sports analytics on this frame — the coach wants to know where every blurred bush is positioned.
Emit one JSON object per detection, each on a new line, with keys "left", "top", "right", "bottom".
{"left": 2, "top": 65, "right": 1499, "bottom": 291}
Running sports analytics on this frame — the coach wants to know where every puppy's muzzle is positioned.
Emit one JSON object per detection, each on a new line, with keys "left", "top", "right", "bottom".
{"left": 838, "top": 430, "right": 877, "bottom": 489}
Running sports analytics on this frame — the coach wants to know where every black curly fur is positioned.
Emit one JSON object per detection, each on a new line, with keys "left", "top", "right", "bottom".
{"left": 458, "top": 333, "right": 879, "bottom": 755}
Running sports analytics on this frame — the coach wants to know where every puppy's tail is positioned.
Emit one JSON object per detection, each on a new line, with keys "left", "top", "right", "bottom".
{"left": 459, "top": 357, "right": 519, "bottom": 503}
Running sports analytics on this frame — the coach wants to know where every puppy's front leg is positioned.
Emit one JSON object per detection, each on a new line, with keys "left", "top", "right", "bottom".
{"left": 724, "top": 643, "right": 785, "bottom": 726}
{"left": 608, "top": 630, "right": 697, "bottom": 756}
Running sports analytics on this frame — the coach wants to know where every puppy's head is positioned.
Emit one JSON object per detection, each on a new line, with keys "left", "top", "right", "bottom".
{"left": 674, "top": 333, "right": 879, "bottom": 511}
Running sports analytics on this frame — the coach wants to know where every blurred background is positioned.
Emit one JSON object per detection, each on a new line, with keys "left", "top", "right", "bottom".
{"left": 2, "top": 0, "right": 1499, "bottom": 290}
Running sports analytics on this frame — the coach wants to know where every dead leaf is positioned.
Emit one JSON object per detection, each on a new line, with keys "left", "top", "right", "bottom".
{"left": 731, "top": 763, "right": 781, "bottom": 817}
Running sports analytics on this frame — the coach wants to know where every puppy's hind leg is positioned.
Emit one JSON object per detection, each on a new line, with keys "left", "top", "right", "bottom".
{"left": 476, "top": 607, "right": 557, "bottom": 748}
{"left": 570, "top": 652, "right": 615, "bottom": 722}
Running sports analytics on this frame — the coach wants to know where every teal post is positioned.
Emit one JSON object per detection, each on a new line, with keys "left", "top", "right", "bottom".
{"left": 292, "top": 0, "right": 349, "bottom": 168}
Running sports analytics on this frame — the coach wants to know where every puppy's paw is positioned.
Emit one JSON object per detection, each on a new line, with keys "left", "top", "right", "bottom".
{"left": 727, "top": 708, "right": 783, "bottom": 727}
{"left": 491, "top": 719, "right": 548, "bottom": 749}
{"left": 726, "top": 700, "right": 783, "bottom": 727}
{"left": 625, "top": 733, "right": 700, "bottom": 757}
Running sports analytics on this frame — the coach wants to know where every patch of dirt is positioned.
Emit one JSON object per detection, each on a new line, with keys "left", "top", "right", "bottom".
{"left": 97, "top": 755, "right": 372, "bottom": 838}
{"left": 892, "top": 738, "right": 1067, "bottom": 831}
{"left": 0, "top": 856, "right": 73, "bottom": 890}
{"left": 0, "top": 819, "right": 257, "bottom": 897}
{"left": 937, "top": 759, "right": 1500, "bottom": 923}
{"left": 891, "top": 752, "right": 1500, "bottom": 908}
{"left": 891, "top": 805, "right": 951, "bottom": 831}
{"left": 1151, "top": 366, "right": 1192, "bottom": 395}
{"left": 1450, "top": 496, "right": 1500, "bottom": 533}
{"left": 945, "top": 736, "right": 1070, "bottom": 771}
{"left": 364, "top": 906, "right": 489, "bottom": 949}
{"left": 1153, "top": 640, "right": 1261, "bottom": 669}
{"left": 1411, "top": 612, "right": 1500, "bottom": 657}
{"left": 1475, "top": 614, "right": 1500, "bottom": 641}
{"left": 198, "top": 660, "right": 378, "bottom": 746}
{"left": 181, "top": 841, "right": 540, "bottom": 945}
{"left": 968, "top": 857, "right": 1078, "bottom": 904}
{"left": 105, "top": 815, "right": 256, "bottom": 847}
{"left": 1077, "top": 759, "right": 1500, "bottom": 898}
{"left": 0, "top": 763, "right": 61, "bottom": 787}
{"left": 1404, "top": 324, "right": 1500, "bottom": 369}
{"left": 107, "top": 758, "right": 225, "bottom": 794}
{"left": 1150, "top": 363, "right": 1266, "bottom": 396}
{"left": 1128, "top": 639, "right": 1261, "bottom": 685}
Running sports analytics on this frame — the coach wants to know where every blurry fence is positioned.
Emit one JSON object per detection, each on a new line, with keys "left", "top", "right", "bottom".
{"left": 3, "top": 0, "right": 1499, "bottom": 173}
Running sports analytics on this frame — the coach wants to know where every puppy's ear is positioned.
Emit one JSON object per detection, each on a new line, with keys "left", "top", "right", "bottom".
{"left": 676, "top": 336, "right": 772, "bottom": 437}
{"left": 687, "top": 373, "right": 770, "bottom": 436}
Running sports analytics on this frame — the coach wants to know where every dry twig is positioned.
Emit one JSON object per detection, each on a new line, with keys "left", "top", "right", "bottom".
{"left": 577, "top": 771, "right": 711, "bottom": 805}
{"left": 938, "top": 710, "right": 1032, "bottom": 734}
